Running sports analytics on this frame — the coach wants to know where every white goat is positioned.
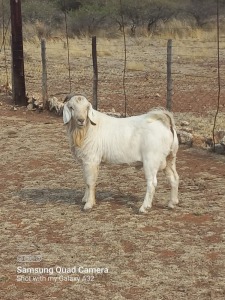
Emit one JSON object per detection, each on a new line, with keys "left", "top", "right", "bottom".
{"left": 63, "top": 95, "right": 179, "bottom": 213}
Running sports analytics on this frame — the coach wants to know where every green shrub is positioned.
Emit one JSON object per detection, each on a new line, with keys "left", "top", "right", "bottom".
{"left": 22, "top": 0, "right": 63, "bottom": 26}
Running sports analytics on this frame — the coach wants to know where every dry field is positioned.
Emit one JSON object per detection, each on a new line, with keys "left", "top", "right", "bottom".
{"left": 1, "top": 36, "right": 225, "bottom": 299}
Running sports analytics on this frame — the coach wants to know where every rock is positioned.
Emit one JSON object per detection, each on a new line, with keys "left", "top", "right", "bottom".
{"left": 31, "top": 93, "right": 41, "bottom": 102}
{"left": 37, "top": 103, "right": 43, "bottom": 112}
{"left": 33, "top": 100, "right": 42, "bottom": 108}
{"left": 27, "top": 103, "right": 34, "bottom": 111}
{"left": 181, "top": 127, "right": 193, "bottom": 133}
{"left": 215, "top": 130, "right": 225, "bottom": 143}
{"left": 47, "top": 97, "right": 64, "bottom": 115}
{"left": 180, "top": 121, "right": 190, "bottom": 126}
{"left": 0, "top": 83, "right": 12, "bottom": 95}
{"left": 205, "top": 138, "right": 213, "bottom": 148}
{"left": 221, "top": 136, "right": 225, "bottom": 145}
{"left": 192, "top": 134, "right": 206, "bottom": 148}
{"left": 27, "top": 96, "right": 33, "bottom": 104}
{"left": 213, "top": 144, "right": 225, "bottom": 155}
{"left": 177, "top": 130, "right": 193, "bottom": 146}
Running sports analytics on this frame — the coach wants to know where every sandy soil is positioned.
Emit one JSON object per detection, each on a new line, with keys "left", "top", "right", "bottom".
{"left": 0, "top": 96, "right": 225, "bottom": 300}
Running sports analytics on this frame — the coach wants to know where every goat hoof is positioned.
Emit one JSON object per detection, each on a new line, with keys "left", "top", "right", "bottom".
{"left": 83, "top": 208, "right": 92, "bottom": 213}
{"left": 139, "top": 207, "right": 147, "bottom": 214}
{"left": 83, "top": 203, "right": 94, "bottom": 211}
{"left": 168, "top": 203, "right": 175, "bottom": 209}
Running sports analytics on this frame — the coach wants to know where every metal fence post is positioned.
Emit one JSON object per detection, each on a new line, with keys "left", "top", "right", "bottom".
{"left": 41, "top": 38, "right": 48, "bottom": 109}
{"left": 167, "top": 39, "right": 173, "bottom": 111}
{"left": 92, "top": 36, "right": 98, "bottom": 110}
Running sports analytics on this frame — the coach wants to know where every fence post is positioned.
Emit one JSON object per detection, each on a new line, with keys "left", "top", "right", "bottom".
{"left": 41, "top": 38, "right": 48, "bottom": 109}
{"left": 10, "top": 0, "right": 27, "bottom": 106}
{"left": 167, "top": 39, "right": 173, "bottom": 111}
{"left": 92, "top": 36, "right": 98, "bottom": 110}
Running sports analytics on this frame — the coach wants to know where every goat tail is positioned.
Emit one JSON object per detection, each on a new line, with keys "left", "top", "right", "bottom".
{"left": 148, "top": 109, "right": 178, "bottom": 153}
{"left": 148, "top": 109, "right": 176, "bottom": 133}
{"left": 163, "top": 111, "right": 176, "bottom": 136}
{"left": 163, "top": 111, "right": 179, "bottom": 154}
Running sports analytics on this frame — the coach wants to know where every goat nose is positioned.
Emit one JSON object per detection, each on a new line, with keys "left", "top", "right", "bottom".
{"left": 78, "top": 118, "right": 85, "bottom": 124}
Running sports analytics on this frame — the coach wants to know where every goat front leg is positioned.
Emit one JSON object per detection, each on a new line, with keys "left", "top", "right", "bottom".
{"left": 82, "top": 163, "right": 99, "bottom": 211}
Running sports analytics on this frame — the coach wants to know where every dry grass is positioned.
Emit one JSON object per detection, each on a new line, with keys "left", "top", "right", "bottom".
{"left": 126, "top": 61, "right": 145, "bottom": 72}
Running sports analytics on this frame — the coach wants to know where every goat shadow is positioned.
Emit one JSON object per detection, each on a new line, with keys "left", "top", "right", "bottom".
{"left": 19, "top": 188, "right": 140, "bottom": 212}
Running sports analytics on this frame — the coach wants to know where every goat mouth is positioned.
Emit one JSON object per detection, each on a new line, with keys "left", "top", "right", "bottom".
{"left": 77, "top": 123, "right": 85, "bottom": 128}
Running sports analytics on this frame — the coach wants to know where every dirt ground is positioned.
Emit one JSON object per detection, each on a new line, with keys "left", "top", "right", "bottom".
{"left": 0, "top": 93, "right": 225, "bottom": 300}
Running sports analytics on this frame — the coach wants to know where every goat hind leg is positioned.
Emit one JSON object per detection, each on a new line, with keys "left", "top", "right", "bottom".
{"left": 165, "top": 158, "right": 179, "bottom": 209}
{"left": 139, "top": 171, "right": 157, "bottom": 213}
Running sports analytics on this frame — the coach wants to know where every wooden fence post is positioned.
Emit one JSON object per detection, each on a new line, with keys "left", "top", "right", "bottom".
{"left": 10, "top": 0, "right": 27, "bottom": 106}
{"left": 92, "top": 36, "right": 98, "bottom": 110}
{"left": 41, "top": 38, "right": 48, "bottom": 109}
{"left": 167, "top": 39, "right": 173, "bottom": 111}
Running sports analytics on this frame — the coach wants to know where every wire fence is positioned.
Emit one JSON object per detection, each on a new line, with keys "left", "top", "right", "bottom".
{"left": 1, "top": 36, "right": 225, "bottom": 123}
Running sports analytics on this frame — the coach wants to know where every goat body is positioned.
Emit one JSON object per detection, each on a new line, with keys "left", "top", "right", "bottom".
{"left": 63, "top": 95, "right": 179, "bottom": 213}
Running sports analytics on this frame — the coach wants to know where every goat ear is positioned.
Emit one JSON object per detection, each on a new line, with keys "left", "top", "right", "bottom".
{"left": 88, "top": 103, "right": 97, "bottom": 125}
{"left": 63, "top": 103, "right": 72, "bottom": 124}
